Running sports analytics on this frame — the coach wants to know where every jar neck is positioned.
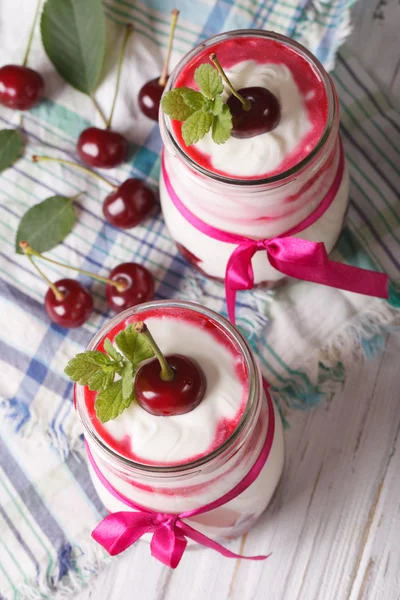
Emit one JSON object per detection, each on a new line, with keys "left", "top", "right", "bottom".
{"left": 160, "top": 29, "right": 339, "bottom": 189}
{"left": 76, "top": 300, "right": 262, "bottom": 479}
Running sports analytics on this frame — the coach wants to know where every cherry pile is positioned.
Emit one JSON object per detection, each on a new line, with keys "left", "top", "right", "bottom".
{"left": 20, "top": 242, "right": 154, "bottom": 328}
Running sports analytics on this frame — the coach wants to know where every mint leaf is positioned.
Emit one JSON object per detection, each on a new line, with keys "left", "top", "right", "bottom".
{"left": 95, "top": 380, "right": 133, "bottom": 424}
{"left": 194, "top": 64, "right": 223, "bottom": 99}
{"left": 212, "top": 105, "right": 233, "bottom": 144}
{"left": 161, "top": 88, "right": 196, "bottom": 121}
{"left": 211, "top": 95, "right": 223, "bottom": 116}
{"left": 115, "top": 324, "right": 154, "bottom": 365}
{"left": 64, "top": 351, "right": 110, "bottom": 385}
{"left": 181, "top": 89, "right": 206, "bottom": 111}
{"left": 88, "top": 369, "right": 114, "bottom": 391}
{"left": 16, "top": 195, "right": 75, "bottom": 254}
{"left": 0, "top": 130, "right": 23, "bottom": 174}
{"left": 182, "top": 110, "right": 213, "bottom": 146}
{"left": 121, "top": 362, "right": 133, "bottom": 401}
{"left": 104, "top": 338, "right": 123, "bottom": 363}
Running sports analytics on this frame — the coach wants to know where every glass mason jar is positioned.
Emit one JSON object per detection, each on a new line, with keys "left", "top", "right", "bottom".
{"left": 75, "top": 300, "right": 284, "bottom": 540}
{"left": 159, "top": 30, "right": 349, "bottom": 284}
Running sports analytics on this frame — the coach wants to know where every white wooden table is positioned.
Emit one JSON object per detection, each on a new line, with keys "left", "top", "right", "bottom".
{"left": 77, "top": 5, "right": 400, "bottom": 599}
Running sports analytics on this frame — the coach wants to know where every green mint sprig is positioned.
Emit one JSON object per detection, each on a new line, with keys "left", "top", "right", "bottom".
{"left": 161, "top": 63, "right": 233, "bottom": 146}
{"left": 64, "top": 324, "right": 155, "bottom": 423}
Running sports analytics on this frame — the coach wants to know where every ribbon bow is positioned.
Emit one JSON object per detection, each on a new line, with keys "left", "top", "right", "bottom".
{"left": 162, "top": 144, "right": 389, "bottom": 324}
{"left": 86, "top": 381, "right": 276, "bottom": 569}
{"left": 226, "top": 236, "right": 389, "bottom": 323}
{"left": 92, "top": 509, "right": 269, "bottom": 568}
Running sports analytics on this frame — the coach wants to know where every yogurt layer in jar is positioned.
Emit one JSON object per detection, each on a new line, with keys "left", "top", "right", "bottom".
{"left": 75, "top": 301, "right": 284, "bottom": 540}
{"left": 159, "top": 30, "right": 349, "bottom": 284}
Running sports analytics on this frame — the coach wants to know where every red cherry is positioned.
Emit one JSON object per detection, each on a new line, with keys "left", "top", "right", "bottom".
{"left": 103, "top": 178, "right": 156, "bottom": 229}
{"left": 138, "top": 77, "right": 165, "bottom": 121}
{"left": 44, "top": 279, "right": 93, "bottom": 328}
{"left": 77, "top": 127, "right": 128, "bottom": 169}
{"left": 227, "top": 87, "right": 281, "bottom": 139}
{"left": 0, "top": 65, "right": 44, "bottom": 110}
{"left": 106, "top": 262, "right": 154, "bottom": 311}
{"left": 134, "top": 354, "right": 206, "bottom": 416}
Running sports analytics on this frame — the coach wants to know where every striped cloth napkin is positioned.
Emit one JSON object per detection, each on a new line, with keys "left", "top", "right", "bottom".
{"left": 1, "top": 0, "right": 399, "bottom": 598}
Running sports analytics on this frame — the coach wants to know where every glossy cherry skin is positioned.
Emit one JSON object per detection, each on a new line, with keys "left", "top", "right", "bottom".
{"left": 227, "top": 87, "right": 281, "bottom": 139}
{"left": 134, "top": 354, "right": 206, "bottom": 416}
{"left": 77, "top": 127, "right": 128, "bottom": 168}
{"left": 106, "top": 262, "right": 154, "bottom": 311}
{"left": 138, "top": 77, "right": 165, "bottom": 121}
{"left": 103, "top": 178, "right": 156, "bottom": 229}
{"left": 0, "top": 65, "right": 44, "bottom": 110}
{"left": 44, "top": 279, "right": 93, "bottom": 328}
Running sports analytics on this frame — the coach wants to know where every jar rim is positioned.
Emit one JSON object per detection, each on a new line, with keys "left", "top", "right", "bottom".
{"left": 75, "top": 300, "right": 262, "bottom": 475}
{"left": 160, "top": 29, "right": 338, "bottom": 187}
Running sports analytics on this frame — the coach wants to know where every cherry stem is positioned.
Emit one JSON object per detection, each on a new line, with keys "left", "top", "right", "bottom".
{"left": 32, "top": 155, "right": 118, "bottom": 190}
{"left": 19, "top": 241, "right": 127, "bottom": 292}
{"left": 106, "top": 24, "right": 134, "bottom": 129}
{"left": 27, "top": 254, "right": 64, "bottom": 301}
{"left": 209, "top": 53, "right": 251, "bottom": 111}
{"left": 22, "top": 0, "right": 42, "bottom": 67}
{"left": 90, "top": 95, "right": 109, "bottom": 128}
{"left": 134, "top": 321, "right": 174, "bottom": 382}
{"left": 159, "top": 9, "right": 180, "bottom": 88}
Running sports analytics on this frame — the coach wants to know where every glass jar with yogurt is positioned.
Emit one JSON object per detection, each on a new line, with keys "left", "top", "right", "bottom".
{"left": 159, "top": 30, "right": 349, "bottom": 285}
{"left": 75, "top": 300, "right": 284, "bottom": 544}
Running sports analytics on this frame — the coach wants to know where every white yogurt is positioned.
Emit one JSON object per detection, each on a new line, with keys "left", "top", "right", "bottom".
{"left": 195, "top": 61, "right": 312, "bottom": 177}
{"left": 98, "top": 316, "right": 246, "bottom": 465}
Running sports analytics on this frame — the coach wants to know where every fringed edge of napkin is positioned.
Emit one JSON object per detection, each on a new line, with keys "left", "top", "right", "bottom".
{"left": 4, "top": 541, "right": 110, "bottom": 600}
{"left": 269, "top": 298, "right": 400, "bottom": 425}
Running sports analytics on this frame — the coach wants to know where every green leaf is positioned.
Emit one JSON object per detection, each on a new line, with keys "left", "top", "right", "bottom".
{"left": 0, "top": 130, "right": 23, "bottom": 174}
{"left": 194, "top": 64, "right": 223, "bottom": 99}
{"left": 115, "top": 324, "right": 154, "bottom": 365}
{"left": 88, "top": 369, "right": 114, "bottom": 392}
{"left": 212, "top": 105, "right": 233, "bottom": 145}
{"left": 16, "top": 195, "right": 75, "bottom": 254}
{"left": 95, "top": 380, "right": 133, "bottom": 423}
{"left": 181, "top": 89, "right": 206, "bottom": 111}
{"left": 181, "top": 110, "right": 213, "bottom": 146}
{"left": 104, "top": 338, "right": 123, "bottom": 363}
{"left": 121, "top": 361, "right": 133, "bottom": 401}
{"left": 211, "top": 95, "right": 224, "bottom": 116}
{"left": 161, "top": 88, "right": 196, "bottom": 121}
{"left": 64, "top": 351, "right": 110, "bottom": 386}
{"left": 41, "top": 0, "right": 105, "bottom": 94}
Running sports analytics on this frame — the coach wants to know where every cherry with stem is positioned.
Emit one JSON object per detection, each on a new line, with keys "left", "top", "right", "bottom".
{"left": 138, "top": 9, "right": 180, "bottom": 121}
{"left": 209, "top": 52, "right": 281, "bottom": 139}
{"left": 77, "top": 24, "right": 134, "bottom": 169}
{"left": 19, "top": 241, "right": 154, "bottom": 314}
{"left": 0, "top": 0, "right": 44, "bottom": 110}
{"left": 32, "top": 154, "right": 156, "bottom": 229}
{"left": 133, "top": 321, "right": 206, "bottom": 417}
{"left": 21, "top": 246, "right": 93, "bottom": 328}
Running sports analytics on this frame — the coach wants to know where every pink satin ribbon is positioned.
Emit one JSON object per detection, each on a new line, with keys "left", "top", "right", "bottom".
{"left": 162, "top": 143, "right": 389, "bottom": 323}
{"left": 86, "top": 379, "right": 275, "bottom": 568}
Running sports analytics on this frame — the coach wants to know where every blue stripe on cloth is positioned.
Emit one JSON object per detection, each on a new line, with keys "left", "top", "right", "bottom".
{"left": 0, "top": 436, "right": 70, "bottom": 549}
{"left": 337, "top": 54, "right": 400, "bottom": 135}
{"left": 64, "top": 453, "right": 107, "bottom": 518}
{"left": 0, "top": 335, "right": 70, "bottom": 408}
{"left": 349, "top": 201, "right": 400, "bottom": 271}
{"left": 340, "top": 126, "right": 400, "bottom": 198}
{"left": 0, "top": 503, "right": 40, "bottom": 578}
